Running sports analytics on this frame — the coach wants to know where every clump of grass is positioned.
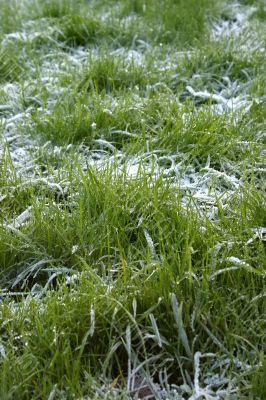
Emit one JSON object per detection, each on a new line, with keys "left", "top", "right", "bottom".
{"left": 34, "top": 0, "right": 82, "bottom": 19}
{"left": 57, "top": 14, "right": 104, "bottom": 46}
{"left": 0, "top": 45, "right": 24, "bottom": 83}
{"left": 163, "top": 42, "right": 263, "bottom": 98}
{"left": 79, "top": 55, "right": 154, "bottom": 93}
{"left": 34, "top": 0, "right": 223, "bottom": 49}
{"left": 1, "top": 162, "right": 264, "bottom": 292}
{"left": 154, "top": 104, "right": 263, "bottom": 166}
{"left": 29, "top": 89, "right": 159, "bottom": 147}
{"left": 0, "top": 0, "right": 24, "bottom": 35}
{"left": 0, "top": 162, "right": 265, "bottom": 399}
{"left": 251, "top": 356, "right": 266, "bottom": 398}
{"left": 30, "top": 92, "right": 98, "bottom": 144}
{"left": 117, "top": 0, "right": 220, "bottom": 46}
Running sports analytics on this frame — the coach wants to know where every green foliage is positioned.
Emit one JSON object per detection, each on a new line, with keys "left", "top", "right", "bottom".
{"left": 0, "top": 45, "right": 24, "bottom": 82}
{"left": 0, "top": 0, "right": 265, "bottom": 398}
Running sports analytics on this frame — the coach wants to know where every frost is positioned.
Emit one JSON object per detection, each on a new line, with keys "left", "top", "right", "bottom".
{"left": 6, "top": 206, "right": 32, "bottom": 230}
{"left": 0, "top": 343, "right": 6, "bottom": 359}
{"left": 71, "top": 245, "right": 79, "bottom": 254}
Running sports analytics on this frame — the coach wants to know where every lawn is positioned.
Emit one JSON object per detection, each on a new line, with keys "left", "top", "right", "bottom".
{"left": 0, "top": 0, "right": 265, "bottom": 399}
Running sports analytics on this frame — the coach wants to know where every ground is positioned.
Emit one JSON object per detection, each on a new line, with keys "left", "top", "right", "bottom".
{"left": 0, "top": 0, "right": 265, "bottom": 399}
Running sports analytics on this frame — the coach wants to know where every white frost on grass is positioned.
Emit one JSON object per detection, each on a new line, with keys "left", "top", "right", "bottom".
{"left": 0, "top": 342, "right": 6, "bottom": 360}
{"left": 2, "top": 30, "right": 56, "bottom": 46}
{"left": 212, "top": 3, "right": 265, "bottom": 56}
{"left": 186, "top": 85, "right": 252, "bottom": 113}
{"left": 6, "top": 206, "right": 32, "bottom": 230}
{"left": 111, "top": 48, "right": 145, "bottom": 66}
{"left": 0, "top": 2, "right": 259, "bottom": 208}
{"left": 246, "top": 227, "right": 266, "bottom": 244}
{"left": 212, "top": 4, "right": 257, "bottom": 40}
{"left": 0, "top": 0, "right": 263, "bottom": 258}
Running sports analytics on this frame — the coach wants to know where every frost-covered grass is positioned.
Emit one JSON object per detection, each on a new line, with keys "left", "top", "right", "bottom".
{"left": 0, "top": 0, "right": 265, "bottom": 399}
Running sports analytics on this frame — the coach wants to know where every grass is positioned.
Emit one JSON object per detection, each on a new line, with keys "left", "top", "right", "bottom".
{"left": 0, "top": 0, "right": 265, "bottom": 399}
{"left": 0, "top": 45, "right": 25, "bottom": 83}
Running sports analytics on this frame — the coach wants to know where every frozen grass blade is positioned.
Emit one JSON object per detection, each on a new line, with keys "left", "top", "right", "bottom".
{"left": 149, "top": 313, "right": 162, "bottom": 348}
{"left": 6, "top": 206, "right": 32, "bottom": 230}
{"left": 170, "top": 293, "right": 193, "bottom": 360}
